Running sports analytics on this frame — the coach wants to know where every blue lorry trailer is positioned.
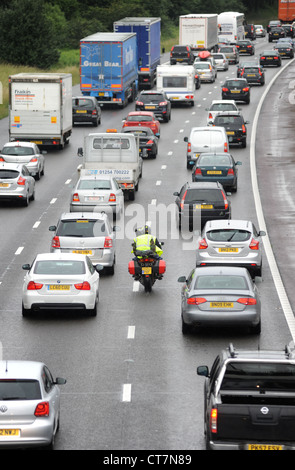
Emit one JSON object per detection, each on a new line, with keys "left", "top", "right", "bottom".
{"left": 80, "top": 32, "right": 138, "bottom": 108}
{"left": 113, "top": 17, "right": 161, "bottom": 89}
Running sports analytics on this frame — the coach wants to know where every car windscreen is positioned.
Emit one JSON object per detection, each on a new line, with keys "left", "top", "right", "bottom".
{"left": 0, "top": 170, "right": 20, "bottom": 179}
{"left": 185, "top": 188, "right": 224, "bottom": 203}
{"left": 198, "top": 155, "right": 232, "bottom": 166}
{"left": 221, "top": 362, "right": 295, "bottom": 391}
{"left": 34, "top": 260, "right": 86, "bottom": 275}
{"left": 56, "top": 219, "right": 107, "bottom": 237}
{"left": 1, "top": 146, "right": 34, "bottom": 156}
{"left": 78, "top": 179, "right": 111, "bottom": 190}
{"left": 214, "top": 116, "right": 243, "bottom": 125}
{"left": 206, "top": 229, "right": 252, "bottom": 242}
{"left": 194, "top": 275, "right": 248, "bottom": 290}
{"left": 0, "top": 380, "right": 42, "bottom": 400}
{"left": 127, "top": 115, "right": 153, "bottom": 122}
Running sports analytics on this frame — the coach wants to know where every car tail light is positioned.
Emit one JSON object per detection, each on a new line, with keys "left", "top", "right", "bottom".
{"left": 249, "top": 238, "right": 259, "bottom": 250}
{"left": 104, "top": 237, "right": 113, "bottom": 248}
{"left": 221, "top": 190, "right": 228, "bottom": 210}
{"left": 243, "top": 87, "right": 250, "bottom": 92}
{"left": 75, "top": 281, "right": 91, "bottom": 290}
{"left": 247, "top": 45, "right": 252, "bottom": 48}
{"left": 35, "top": 402, "right": 49, "bottom": 417}
{"left": 187, "top": 142, "right": 191, "bottom": 153}
{"left": 30, "top": 157, "right": 38, "bottom": 162}
{"left": 208, "top": 112, "right": 213, "bottom": 120}
{"left": 227, "top": 168, "right": 234, "bottom": 175}
{"left": 147, "top": 139, "right": 154, "bottom": 145}
{"left": 258, "top": 69, "right": 263, "bottom": 76}
{"left": 159, "top": 101, "right": 167, "bottom": 106}
{"left": 27, "top": 281, "right": 43, "bottom": 290}
{"left": 72, "top": 193, "right": 80, "bottom": 202}
{"left": 185, "top": 95, "right": 194, "bottom": 100}
{"left": 261, "top": 56, "right": 265, "bottom": 60}
{"left": 92, "top": 110, "right": 97, "bottom": 115}
{"left": 198, "top": 238, "right": 208, "bottom": 249}
{"left": 195, "top": 74, "right": 199, "bottom": 80}
{"left": 187, "top": 297, "right": 207, "bottom": 305}
{"left": 180, "top": 190, "right": 187, "bottom": 210}
{"left": 210, "top": 408, "right": 218, "bottom": 433}
{"left": 224, "top": 142, "right": 228, "bottom": 153}
{"left": 242, "top": 124, "right": 246, "bottom": 133}
{"left": 195, "top": 168, "right": 202, "bottom": 175}
{"left": 17, "top": 176, "right": 26, "bottom": 185}
{"left": 222, "top": 87, "right": 229, "bottom": 92}
{"left": 274, "top": 56, "right": 279, "bottom": 60}
{"left": 237, "top": 297, "right": 257, "bottom": 305}
{"left": 108, "top": 193, "right": 116, "bottom": 202}
{"left": 136, "top": 101, "right": 143, "bottom": 106}
{"left": 51, "top": 236, "right": 60, "bottom": 248}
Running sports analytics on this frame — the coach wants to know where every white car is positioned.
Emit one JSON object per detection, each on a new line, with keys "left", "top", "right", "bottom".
{"left": 0, "top": 360, "right": 66, "bottom": 449}
{"left": 0, "top": 142, "right": 45, "bottom": 180}
{"left": 206, "top": 100, "right": 240, "bottom": 125}
{"left": 22, "top": 253, "right": 102, "bottom": 317}
{"left": 255, "top": 24, "right": 266, "bottom": 37}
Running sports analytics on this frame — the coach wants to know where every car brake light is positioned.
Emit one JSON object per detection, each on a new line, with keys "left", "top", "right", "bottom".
{"left": 261, "top": 56, "right": 265, "bottom": 60}
{"left": 237, "top": 297, "right": 257, "bottom": 305}
{"left": 187, "top": 297, "right": 207, "bottom": 305}
{"left": 74, "top": 281, "right": 91, "bottom": 290}
{"left": 27, "top": 281, "right": 43, "bottom": 290}
{"left": 247, "top": 45, "right": 251, "bottom": 48}
{"left": 210, "top": 408, "right": 218, "bottom": 433}
{"left": 0, "top": 157, "right": 4, "bottom": 161}
{"left": 35, "top": 401, "right": 49, "bottom": 417}
{"left": 30, "top": 157, "right": 38, "bottom": 162}
{"left": 104, "top": 237, "right": 113, "bottom": 248}
{"left": 108, "top": 193, "right": 116, "bottom": 202}
{"left": 243, "top": 87, "right": 249, "bottom": 92}
{"left": 136, "top": 101, "right": 143, "bottom": 106}
{"left": 221, "top": 190, "right": 228, "bottom": 210}
{"left": 224, "top": 142, "right": 228, "bottom": 153}
{"left": 227, "top": 168, "right": 234, "bottom": 175}
{"left": 195, "top": 168, "right": 202, "bottom": 175}
{"left": 51, "top": 236, "right": 60, "bottom": 248}
{"left": 242, "top": 125, "right": 246, "bottom": 133}
{"left": 274, "top": 56, "right": 279, "bottom": 59}
{"left": 92, "top": 110, "right": 97, "bottom": 115}
{"left": 159, "top": 101, "right": 167, "bottom": 106}
{"left": 208, "top": 113, "right": 213, "bottom": 119}
{"left": 72, "top": 193, "right": 80, "bottom": 202}
{"left": 187, "top": 142, "right": 191, "bottom": 153}
{"left": 147, "top": 139, "right": 154, "bottom": 145}
{"left": 222, "top": 87, "right": 229, "bottom": 92}
{"left": 17, "top": 176, "right": 26, "bottom": 185}
{"left": 180, "top": 190, "right": 187, "bottom": 210}
{"left": 249, "top": 238, "right": 259, "bottom": 250}
{"left": 198, "top": 238, "right": 208, "bottom": 249}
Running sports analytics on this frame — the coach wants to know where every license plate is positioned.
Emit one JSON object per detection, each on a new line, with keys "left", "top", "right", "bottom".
{"left": 210, "top": 302, "right": 234, "bottom": 308}
{"left": 85, "top": 196, "right": 103, "bottom": 202}
{"left": 218, "top": 247, "right": 239, "bottom": 252}
{"left": 0, "top": 429, "right": 20, "bottom": 437}
{"left": 98, "top": 92, "right": 104, "bottom": 96}
{"left": 0, "top": 183, "right": 9, "bottom": 187}
{"left": 248, "top": 444, "right": 282, "bottom": 450}
{"left": 247, "top": 74, "right": 256, "bottom": 77}
{"left": 231, "top": 90, "right": 240, "bottom": 93}
{"left": 171, "top": 96, "right": 179, "bottom": 100}
{"left": 76, "top": 110, "right": 87, "bottom": 113}
{"left": 31, "top": 141, "right": 42, "bottom": 144}
{"left": 267, "top": 57, "right": 273, "bottom": 59}
{"left": 207, "top": 170, "right": 222, "bottom": 174}
{"left": 226, "top": 131, "right": 235, "bottom": 135}
{"left": 194, "top": 204, "right": 213, "bottom": 210}
{"left": 72, "top": 250, "right": 93, "bottom": 255}
{"left": 142, "top": 267, "right": 152, "bottom": 274}
{"left": 145, "top": 106, "right": 155, "bottom": 109}
{"left": 240, "top": 49, "right": 247, "bottom": 52}
{"left": 280, "top": 52, "right": 286, "bottom": 55}
{"left": 48, "top": 285, "right": 70, "bottom": 290}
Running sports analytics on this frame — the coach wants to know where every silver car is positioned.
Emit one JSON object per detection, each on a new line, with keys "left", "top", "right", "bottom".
{"left": 211, "top": 52, "right": 229, "bottom": 70}
{"left": 193, "top": 61, "right": 216, "bottom": 83}
{"left": 178, "top": 266, "right": 261, "bottom": 334}
{"left": 0, "top": 142, "right": 45, "bottom": 180}
{"left": 0, "top": 162, "right": 35, "bottom": 206}
{"left": 218, "top": 45, "right": 239, "bottom": 64}
{"left": 0, "top": 360, "right": 66, "bottom": 449}
{"left": 195, "top": 219, "right": 266, "bottom": 277}
{"left": 206, "top": 100, "right": 240, "bottom": 125}
{"left": 49, "top": 212, "right": 117, "bottom": 274}
{"left": 70, "top": 173, "right": 124, "bottom": 219}
{"left": 22, "top": 252, "right": 102, "bottom": 316}
{"left": 255, "top": 24, "right": 266, "bottom": 37}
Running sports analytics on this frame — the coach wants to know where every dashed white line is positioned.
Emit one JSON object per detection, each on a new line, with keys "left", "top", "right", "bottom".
{"left": 50, "top": 198, "right": 57, "bottom": 204}
{"left": 161, "top": 165, "right": 167, "bottom": 170}
{"left": 65, "top": 179, "right": 71, "bottom": 185}
{"left": 122, "top": 384, "right": 132, "bottom": 402}
{"left": 151, "top": 199, "right": 157, "bottom": 205}
{"left": 15, "top": 247, "right": 24, "bottom": 255}
{"left": 156, "top": 180, "right": 162, "bottom": 186}
{"left": 133, "top": 281, "right": 140, "bottom": 292}
{"left": 168, "top": 151, "right": 173, "bottom": 156}
{"left": 33, "top": 221, "right": 40, "bottom": 229}
{"left": 127, "top": 326, "right": 135, "bottom": 339}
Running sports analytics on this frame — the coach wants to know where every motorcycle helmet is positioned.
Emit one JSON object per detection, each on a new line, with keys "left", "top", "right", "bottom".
{"left": 135, "top": 224, "right": 151, "bottom": 235}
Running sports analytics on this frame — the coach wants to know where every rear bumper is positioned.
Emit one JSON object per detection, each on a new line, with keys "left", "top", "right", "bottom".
{"left": 208, "top": 440, "right": 295, "bottom": 450}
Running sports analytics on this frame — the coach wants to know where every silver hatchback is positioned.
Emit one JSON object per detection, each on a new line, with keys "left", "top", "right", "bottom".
{"left": 196, "top": 219, "right": 266, "bottom": 277}
{"left": 0, "top": 142, "right": 46, "bottom": 180}
{"left": 49, "top": 212, "right": 117, "bottom": 274}
{"left": 0, "top": 360, "right": 66, "bottom": 449}
{"left": 0, "top": 162, "right": 35, "bottom": 206}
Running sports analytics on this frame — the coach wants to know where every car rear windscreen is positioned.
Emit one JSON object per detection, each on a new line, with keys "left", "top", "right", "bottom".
{"left": 207, "top": 229, "right": 251, "bottom": 242}
{"left": 0, "top": 170, "right": 19, "bottom": 179}
{"left": 0, "top": 380, "right": 41, "bottom": 400}
{"left": 1, "top": 146, "right": 34, "bottom": 156}
{"left": 34, "top": 260, "right": 86, "bottom": 275}
{"left": 185, "top": 188, "right": 224, "bottom": 203}
{"left": 78, "top": 180, "right": 111, "bottom": 190}
{"left": 56, "top": 219, "right": 107, "bottom": 237}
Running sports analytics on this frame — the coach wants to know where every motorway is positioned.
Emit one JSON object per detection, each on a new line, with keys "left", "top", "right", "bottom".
{"left": 0, "top": 34, "right": 295, "bottom": 451}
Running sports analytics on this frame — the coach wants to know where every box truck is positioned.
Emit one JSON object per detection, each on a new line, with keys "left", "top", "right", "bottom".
{"left": 156, "top": 64, "right": 195, "bottom": 106}
{"left": 179, "top": 14, "right": 219, "bottom": 53}
{"left": 218, "top": 11, "right": 245, "bottom": 43}
{"left": 9, "top": 73, "right": 72, "bottom": 149}
{"left": 113, "top": 17, "right": 161, "bottom": 89}
{"left": 80, "top": 32, "right": 138, "bottom": 108}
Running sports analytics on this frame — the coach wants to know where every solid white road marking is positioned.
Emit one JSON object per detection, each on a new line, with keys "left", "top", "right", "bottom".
{"left": 50, "top": 198, "right": 57, "bottom": 204}
{"left": 122, "top": 384, "right": 132, "bottom": 402}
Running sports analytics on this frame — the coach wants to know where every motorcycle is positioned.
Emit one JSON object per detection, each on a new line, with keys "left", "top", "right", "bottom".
{"left": 128, "top": 249, "right": 166, "bottom": 292}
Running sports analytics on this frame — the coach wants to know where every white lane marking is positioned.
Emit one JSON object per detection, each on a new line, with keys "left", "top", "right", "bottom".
{"left": 251, "top": 58, "right": 295, "bottom": 341}
{"left": 168, "top": 151, "right": 173, "bottom": 156}
{"left": 122, "top": 384, "right": 132, "bottom": 402}
{"left": 127, "top": 326, "right": 135, "bottom": 339}
{"left": 50, "top": 198, "right": 57, "bottom": 204}
{"left": 156, "top": 180, "right": 162, "bottom": 186}
{"left": 174, "top": 139, "right": 179, "bottom": 143}
{"left": 33, "top": 221, "right": 40, "bottom": 229}
{"left": 161, "top": 165, "right": 167, "bottom": 170}
{"left": 15, "top": 247, "right": 24, "bottom": 255}
{"left": 65, "top": 179, "right": 71, "bottom": 185}
{"left": 151, "top": 199, "right": 157, "bottom": 205}
{"left": 133, "top": 281, "right": 140, "bottom": 292}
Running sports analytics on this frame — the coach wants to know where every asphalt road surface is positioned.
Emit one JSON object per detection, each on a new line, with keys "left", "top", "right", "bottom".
{"left": 0, "top": 34, "right": 294, "bottom": 451}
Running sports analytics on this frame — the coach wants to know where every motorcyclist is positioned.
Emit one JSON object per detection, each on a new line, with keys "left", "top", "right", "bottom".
{"left": 132, "top": 224, "right": 163, "bottom": 259}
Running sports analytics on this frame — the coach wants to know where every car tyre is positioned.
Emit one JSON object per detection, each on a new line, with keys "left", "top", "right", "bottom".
{"left": 181, "top": 317, "right": 191, "bottom": 334}
{"left": 250, "top": 320, "right": 261, "bottom": 335}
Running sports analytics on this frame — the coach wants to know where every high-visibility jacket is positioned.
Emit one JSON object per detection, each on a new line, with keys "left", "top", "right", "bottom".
{"left": 132, "top": 234, "right": 163, "bottom": 256}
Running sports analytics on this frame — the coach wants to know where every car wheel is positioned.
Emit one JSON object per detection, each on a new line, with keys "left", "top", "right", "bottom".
{"left": 30, "top": 189, "right": 35, "bottom": 201}
{"left": 23, "top": 192, "right": 30, "bottom": 207}
{"left": 88, "top": 298, "right": 98, "bottom": 317}
{"left": 182, "top": 316, "right": 191, "bottom": 334}
{"left": 241, "top": 139, "right": 247, "bottom": 148}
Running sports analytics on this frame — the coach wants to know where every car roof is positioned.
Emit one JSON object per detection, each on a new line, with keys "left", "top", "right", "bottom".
{"left": 214, "top": 111, "right": 242, "bottom": 116}
{"left": 194, "top": 265, "right": 249, "bottom": 276}
{"left": 186, "top": 181, "right": 222, "bottom": 189}
{"left": 73, "top": 96, "right": 96, "bottom": 101}
{"left": 127, "top": 111, "right": 154, "bottom": 117}
{"left": 122, "top": 126, "right": 153, "bottom": 133}
{"left": 0, "top": 360, "right": 45, "bottom": 380}
{"left": 210, "top": 100, "right": 237, "bottom": 105}
{"left": 59, "top": 212, "right": 108, "bottom": 221}
{"left": 34, "top": 252, "right": 89, "bottom": 262}
{"left": 204, "top": 219, "right": 253, "bottom": 230}
{"left": 2, "top": 141, "right": 36, "bottom": 148}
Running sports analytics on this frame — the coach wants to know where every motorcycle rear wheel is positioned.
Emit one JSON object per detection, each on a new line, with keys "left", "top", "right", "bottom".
{"left": 143, "top": 276, "right": 152, "bottom": 293}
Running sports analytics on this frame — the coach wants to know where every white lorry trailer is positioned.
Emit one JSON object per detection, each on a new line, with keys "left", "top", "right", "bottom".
{"left": 179, "top": 14, "right": 219, "bottom": 53}
{"left": 217, "top": 11, "right": 245, "bottom": 43}
{"left": 77, "top": 132, "right": 142, "bottom": 201}
{"left": 9, "top": 73, "right": 72, "bottom": 149}
{"left": 156, "top": 64, "right": 195, "bottom": 106}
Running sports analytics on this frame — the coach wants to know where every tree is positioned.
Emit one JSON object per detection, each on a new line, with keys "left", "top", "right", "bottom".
{"left": 0, "top": 0, "right": 60, "bottom": 68}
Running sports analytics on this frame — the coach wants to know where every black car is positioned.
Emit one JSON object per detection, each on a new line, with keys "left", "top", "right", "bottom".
{"left": 240, "top": 65, "right": 265, "bottom": 86}
{"left": 236, "top": 40, "right": 255, "bottom": 55}
{"left": 274, "top": 43, "right": 295, "bottom": 58}
{"left": 191, "top": 152, "right": 241, "bottom": 191}
{"left": 135, "top": 91, "right": 171, "bottom": 122}
{"left": 267, "top": 20, "right": 281, "bottom": 33}
{"left": 212, "top": 112, "right": 249, "bottom": 148}
{"left": 236, "top": 59, "right": 259, "bottom": 77}
{"left": 269, "top": 27, "right": 286, "bottom": 42}
{"left": 282, "top": 24, "right": 295, "bottom": 38}
{"left": 244, "top": 24, "right": 256, "bottom": 40}
{"left": 122, "top": 126, "right": 158, "bottom": 158}
{"left": 259, "top": 50, "right": 281, "bottom": 67}
{"left": 221, "top": 78, "right": 250, "bottom": 104}
{"left": 72, "top": 96, "right": 101, "bottom": 126}
{"left": 170, "top": 45, "right": 194, "bottom": 65}
{"left": 173, "top": 181, "right": 231, "bottom": 230}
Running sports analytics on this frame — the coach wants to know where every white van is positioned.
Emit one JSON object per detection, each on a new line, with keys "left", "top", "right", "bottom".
{"left": 184, "top": 127, "right": 229, "bottom": 169}
{"left": 156, "top": 64, "right": 195, "bottom": 106}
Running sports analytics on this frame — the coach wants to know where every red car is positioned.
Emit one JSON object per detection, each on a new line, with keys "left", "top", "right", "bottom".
{"left": 122, "top": 111, "right": 160, "bottom": 137}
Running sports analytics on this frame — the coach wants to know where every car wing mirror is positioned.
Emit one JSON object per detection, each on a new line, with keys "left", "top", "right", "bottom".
{"left": 258, "top": 230, "right": 266, "bottom": 236}
{"left": 49, "top": 225, "right": 57, "bottom": 231}
{"left": 77, "top": 147, "right": 83, "bottom": 157}
{"left": 22, "top": 264, "right": 31, "bottom": 270}
{"left": 184, "top": 137, "right": 188, "bottom": 142}
{"left": 177, "top": 276, "right": 187, "bottom": 283}
{"left": 197, "top": 365, "right": 209, "bottom": 377}
{"left": 173, "top": 191, "right": 180, "bottom": 196}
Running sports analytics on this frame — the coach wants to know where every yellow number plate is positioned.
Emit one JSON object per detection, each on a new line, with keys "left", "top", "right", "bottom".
{"left": 231, "top": 90, "right": 240, "bottom": 93}
{"left": 0, "top": 429, "right": 20, "bottom": 437}
{"left": 142, "top": 267, "right": 152, "bottom": 274}
{"left": 145, "top": 106, "right": 155, "bottom": 109}
{"left": 31, "top": 141, "right": 43, "bottom": 144}
{"left": 248, "top": 444, "right": 282, "bottom": 450}
{"left": 0, "top": 183, "right": 9, "bottom": 187}
{"left": 210, "top": 302, "right": 234, "bottom": 308}
{"left": 227, "top": 131, "right": 235, "bottom": 135}
{"left": 207, "top": 170, "right": 222, "bottom": 174}
{"left": 76, "top": 110, "right": 87, "bottom": 113}
{"left": 218, "top": 247, "right": 239, "bottom": 252}
{"left": 48, "top": 285, "right": 70, "bottom": 291}
{"left": 72, "top": 250, "right": 92, "bottom": 255}
{"left": 194, "top": 204, "right": 213, "bottom": 210}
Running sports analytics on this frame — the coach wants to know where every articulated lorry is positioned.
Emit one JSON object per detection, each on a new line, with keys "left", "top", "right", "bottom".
{"left": 9, "top": 73, "right": 72, "bottom": 149}
{"left": 80, "top": 32, "right": 138, "bottom": 108}
{"left": 113, "top": 17, "right": 161, "bottom": 89}
{"left": 179, "top": 14, "right": 219, "bottom": 54}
